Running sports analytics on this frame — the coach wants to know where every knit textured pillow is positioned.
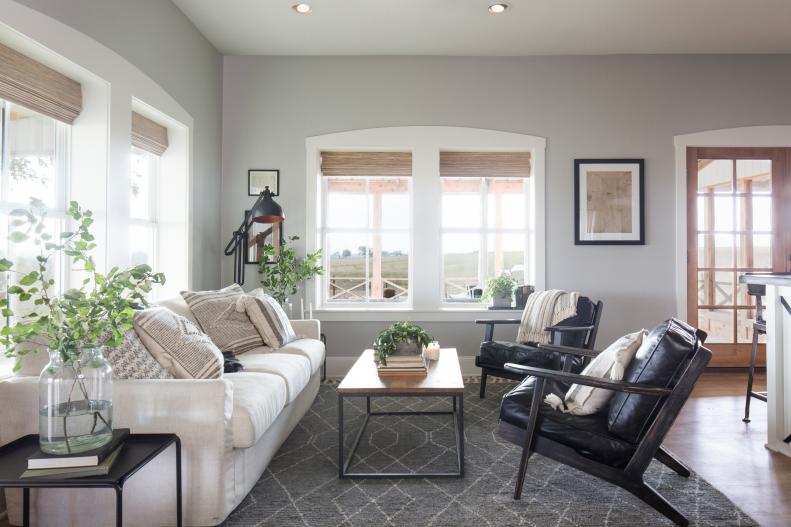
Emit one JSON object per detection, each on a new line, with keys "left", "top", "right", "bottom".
{"left": 134, "top": 307, "right": 224, "bottom": 379}
{"left": 104, "top": 328, "right": 174, "bottom": 380}
{"left": 180, "top": 284, "right": 264, "bottom": 355}
{"left": 240, "top": 289, "right": 297, "bottom": 349}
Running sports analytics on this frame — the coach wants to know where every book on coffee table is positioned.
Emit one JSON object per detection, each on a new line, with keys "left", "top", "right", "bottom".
{"left": 27, "top": 428, "right": 130, "bottom": 470}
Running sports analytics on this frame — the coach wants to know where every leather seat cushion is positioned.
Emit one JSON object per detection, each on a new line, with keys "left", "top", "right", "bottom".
{"left": 500, "top": 376, "right": 636, "bottom": 468}
{"left": 607, "top": 318, "right": 699, "bottom": 443}
{"left": 236, "top": 352, "right": 312, "bottom": 403}
{"left": 244, "top": 339, "right": 324, "bottom": 375}
{"left": 226, "top": 372, "right": 287, "bottom": 448}
{"left": 479, "top": 341, "right": 584, "bottom": 372}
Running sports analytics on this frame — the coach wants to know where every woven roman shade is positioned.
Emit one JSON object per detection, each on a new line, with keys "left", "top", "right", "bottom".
{"left": 440, "top": 151, "right": 531, "bottom": 178}
{"left": 320, "top": 151, "right": 412, "bottom": 177}
{"left": 0, "top": 43, "right": 82, "bottom": 124}
{"left": 132, "top": 112, "right": 169, "bottom": 156}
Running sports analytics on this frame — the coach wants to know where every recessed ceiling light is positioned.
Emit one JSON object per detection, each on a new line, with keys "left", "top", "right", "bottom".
{"left": 292, "top": 3, "right": 312, "bottom": 14}
{"left": 488, "top": 3, "right": 509, "bottom": 14}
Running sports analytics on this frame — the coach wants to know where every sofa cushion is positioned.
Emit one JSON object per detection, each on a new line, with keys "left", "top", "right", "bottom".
{"left": 236, "top": 352, "right": 312, "bottom": 403}
{"left": 226, "top": 372, "right": 287, "bottom": 448}
{"left": 271, "top": 339, "right": 324, "bottom": 374}
{"left": 181, "top": 284, "right": 264, "bottom": 355}
{"left": 134, "top": 307, "right": 224, "bottom": 379}
{"left": 500, "top": 376, "right": 636, "bottom": 468}
{"left": 243, "top": 289, "right": 297, "bottom": 348}
{"left": 154, "top": 296, "right": 199, "bottom": 324}
{"left": 104, "top": 328, "right": 174, "bottom": 380}
{"left": 607, "top": 318, "right": 700, "bottom": 443}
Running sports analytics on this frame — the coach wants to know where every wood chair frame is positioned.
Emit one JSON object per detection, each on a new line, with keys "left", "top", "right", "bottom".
{"left": 474, "top": 300, "right": 604, "bottom": 398}
{"left": 498, "top": 341, "right": 712, "bottom": 527}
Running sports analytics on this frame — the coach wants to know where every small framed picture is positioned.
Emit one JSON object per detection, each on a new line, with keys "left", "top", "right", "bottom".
{"left": 574, "top": 159, "right": 644, "bottom": 245}
{"left": 248, "top": 169, "right": 280, "bottom": 196}
{"left": 243, "top": 210, "right": 283, "bottom": 264}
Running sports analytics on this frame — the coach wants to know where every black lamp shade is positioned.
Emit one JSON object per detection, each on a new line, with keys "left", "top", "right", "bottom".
{"left": 251, "top": 186, "right": 284, "bottom": 223}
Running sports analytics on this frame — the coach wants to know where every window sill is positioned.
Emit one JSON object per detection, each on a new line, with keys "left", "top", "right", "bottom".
{"left": 313, "top": 307, "right": 521, "bottom": 323}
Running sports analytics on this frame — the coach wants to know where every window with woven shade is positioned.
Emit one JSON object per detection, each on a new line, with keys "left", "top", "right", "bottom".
{"left": 319, "top": 151, "right": 412, "bottom": 304}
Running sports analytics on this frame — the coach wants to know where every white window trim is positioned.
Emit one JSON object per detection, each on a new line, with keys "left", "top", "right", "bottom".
{"left": 306, "top": 126, "right": 546, "bottom": 314}
{"left": 673, "top": 125, "right": 791, "bottom": 321}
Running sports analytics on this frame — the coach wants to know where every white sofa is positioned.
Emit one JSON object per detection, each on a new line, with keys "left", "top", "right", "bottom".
{"left": 0, "top": 296, "right": 324, "bottom": 526}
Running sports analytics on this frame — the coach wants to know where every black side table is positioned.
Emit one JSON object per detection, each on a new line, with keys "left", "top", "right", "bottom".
{"left": 0, "top": 433, "right": 181, "bottom": 527}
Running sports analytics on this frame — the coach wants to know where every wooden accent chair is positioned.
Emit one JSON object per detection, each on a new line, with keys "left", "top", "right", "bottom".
{"left": 475, "top": 297, "right": 603, "bottom": 398}
{"left": 497, "top": 318, "right": 710, "bottom": 527}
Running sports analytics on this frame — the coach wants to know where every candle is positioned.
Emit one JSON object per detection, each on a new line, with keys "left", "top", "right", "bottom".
{"left": 309, "top": 303, "right": 313, "bottom": 320}
{"left": 426, "top": 341, "right": 441, "bottom": 361}
{"left": 300, "top": 298, "right": 305, "bottom": 320}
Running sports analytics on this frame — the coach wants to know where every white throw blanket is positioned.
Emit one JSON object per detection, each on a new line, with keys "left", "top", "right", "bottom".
{"left": 517, "top": 289, "right": 579, "bottom": 344}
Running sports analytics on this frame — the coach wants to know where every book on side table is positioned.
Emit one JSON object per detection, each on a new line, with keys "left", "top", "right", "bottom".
{"left": 27, "top": 428, "right": 130, "bottom": 470}
{"left": 21, "top": 445, "right": 123, "bottom": 479}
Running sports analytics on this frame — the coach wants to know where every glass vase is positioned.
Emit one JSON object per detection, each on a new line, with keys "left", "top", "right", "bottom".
{"left": 38, "top": 348, "right": 113, "bottom": 455}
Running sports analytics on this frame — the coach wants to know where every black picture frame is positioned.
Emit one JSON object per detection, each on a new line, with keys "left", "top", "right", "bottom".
{"left": 574, "top": 158, "right": 645, "bottom": 245}
{"left": 242, "top": 209, "right": 284, "bottom": 264}
{"left": 248, "top": 169, "right": 280, "bottom": 197}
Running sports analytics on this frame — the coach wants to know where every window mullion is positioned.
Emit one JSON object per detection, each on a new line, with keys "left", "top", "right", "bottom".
{"left": 479, "top": 178, "right": 488, "bottom": 288}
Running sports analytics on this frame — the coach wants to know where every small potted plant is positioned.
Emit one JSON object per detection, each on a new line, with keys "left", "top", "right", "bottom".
{"left": 483, "top": 273, "right": 518, "bottom": 309}
{"left": 1, "top": 199, "right": 165, "bottom": 454}
{"left": 373, "top": 321, "right": 433, "bottom": 366}
{"left": 258, "top": 235, "right": 323, "bottom": 307}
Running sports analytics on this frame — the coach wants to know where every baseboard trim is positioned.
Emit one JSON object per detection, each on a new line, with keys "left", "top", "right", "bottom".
{"left": 326, "top": 355, "right": 480, "bottom": 378}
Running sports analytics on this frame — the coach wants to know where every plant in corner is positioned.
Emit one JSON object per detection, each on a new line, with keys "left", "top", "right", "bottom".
{"left": 257, "top": 235, "right": 323, "bottom": 306}
{"left": 373, "top": 321, "right": 433, "bottom": 366}
{"left": 0, "top": 199, "right": 166, "bottom": 454}
{"left": 482, "top": 272, "right": 518, "bottom": 308}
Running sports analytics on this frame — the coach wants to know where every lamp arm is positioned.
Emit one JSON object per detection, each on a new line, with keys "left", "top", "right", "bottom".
{"left": 223, "top": 191, "right": 266, "bottom": 256}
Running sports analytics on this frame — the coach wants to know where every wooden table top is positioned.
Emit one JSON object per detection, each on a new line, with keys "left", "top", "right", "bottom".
{"left": 337, "top": 348, "right": 465, "bottom": 395}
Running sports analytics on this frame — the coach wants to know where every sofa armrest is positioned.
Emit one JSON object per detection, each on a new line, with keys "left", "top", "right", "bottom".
{"left": 291, "top": 319, "right": 321, "bottom": 340}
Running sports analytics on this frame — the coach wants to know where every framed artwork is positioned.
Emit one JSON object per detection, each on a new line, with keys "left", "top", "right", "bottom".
{"left": 243, "top": 210, "right": 283, "bottom": 264}
{"left": 574, "top": 159, "right": 644, "bottom": 245}
{"left": 248, "top": 169, "right": 280, "bottom": 196}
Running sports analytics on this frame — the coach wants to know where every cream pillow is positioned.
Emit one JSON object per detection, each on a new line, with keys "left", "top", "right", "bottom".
{"left": 238, "top": 289, "right": 297, "bottom": 348}
{"left": 134, "top": 307, "right": 224, "bottom": 379}
{"left": 545, "top": 329, "right": 646, "bottom": 416}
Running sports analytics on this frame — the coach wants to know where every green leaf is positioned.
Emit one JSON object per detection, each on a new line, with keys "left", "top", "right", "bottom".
{"left": 0, "top": 258, "right": 13, "bottom": 272}
{"left": 8, "top": 231, "right": 29, "bottom": 243}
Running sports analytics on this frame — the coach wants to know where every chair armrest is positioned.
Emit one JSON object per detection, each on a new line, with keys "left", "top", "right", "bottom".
{"left": 544, "top": 325, "right": 594, "bottom": 333}
{"left": 536, "top": 343, "right": 601, "bottom": 359}
{"left": 475, "top": 319, "right": 521, "bottom": 325}
{"left": 291, "top": 319, "right": 321, "bottom": 340}
{"left": 503, "top": 363, "right": 671, "bottom": 396}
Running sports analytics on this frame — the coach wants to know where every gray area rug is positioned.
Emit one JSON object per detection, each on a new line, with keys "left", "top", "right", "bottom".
{"left": 222, "top": 383, "right": 757, "bottom": 527}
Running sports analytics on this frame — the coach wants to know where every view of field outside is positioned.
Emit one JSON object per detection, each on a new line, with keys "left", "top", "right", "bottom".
{"left": 322, "top": 175, "right": 528, "bottom": 304}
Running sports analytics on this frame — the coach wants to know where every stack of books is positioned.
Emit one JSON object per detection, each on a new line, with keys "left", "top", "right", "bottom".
{"left": 375, "top": 353, "right": 428, "bottom": 377}
{"left": 21, "top": 428, "right": 129, "bottom": 480}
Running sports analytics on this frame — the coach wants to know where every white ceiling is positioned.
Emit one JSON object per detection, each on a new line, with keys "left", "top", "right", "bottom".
{"left": 172, "top": 0, "right": 791, "bottom": 56}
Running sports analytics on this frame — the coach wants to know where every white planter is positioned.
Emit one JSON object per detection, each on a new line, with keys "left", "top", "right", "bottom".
{"left": 492, "top": 296, "right": 512, "bottom": 309}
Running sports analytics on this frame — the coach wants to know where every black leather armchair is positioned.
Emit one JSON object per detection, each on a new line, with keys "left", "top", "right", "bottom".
{"left": 474, "top": 296, "right": 603, "bottom": 398}
{"left": 498, "top": 318, "right": 710, "bottom": 527}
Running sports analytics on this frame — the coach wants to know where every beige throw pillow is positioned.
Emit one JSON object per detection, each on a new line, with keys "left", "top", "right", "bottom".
{"left": 545, "top": 329, "right": 646, "bottom": 416}
{"left": 104, "top": 328, "right": 174, "bottom": 380}
{"left": 180, "top": 284, "right": 263, "bottom": 355}
{"left": 240, "top": 289, "right": 297, "bottom": 348}
{"left": 134, "top": 307, "right": 224, "bottom": 379}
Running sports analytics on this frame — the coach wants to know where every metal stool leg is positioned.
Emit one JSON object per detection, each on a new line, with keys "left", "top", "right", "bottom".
{"left": 743, "top": 327, "right": 760, "bottom": 423}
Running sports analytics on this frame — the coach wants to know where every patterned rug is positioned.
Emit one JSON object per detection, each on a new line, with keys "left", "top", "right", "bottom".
{"left": 222, "top": 383, "right": 757, "bottom": 527}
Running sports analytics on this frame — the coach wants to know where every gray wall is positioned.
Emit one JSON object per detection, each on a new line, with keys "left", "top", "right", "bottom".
{"left": 17, "top": 0, "right": 223, "bottom": 290}
{"left": 222, "top": 55, "right": 791, "bottom": 360}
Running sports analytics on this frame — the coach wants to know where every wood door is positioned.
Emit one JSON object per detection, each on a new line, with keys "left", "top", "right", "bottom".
{"left": 687, "top": 147, "right": 789, "bottom": 367}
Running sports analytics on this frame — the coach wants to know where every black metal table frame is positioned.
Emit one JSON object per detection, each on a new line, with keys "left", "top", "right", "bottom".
{"left": 1, "top": 435, "right": 181, "bottom": 527}
{"left": 338, "top": 392, "right": 464, "bottom": 479}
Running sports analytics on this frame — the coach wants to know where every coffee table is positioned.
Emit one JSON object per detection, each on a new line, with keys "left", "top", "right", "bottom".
{"left": 337, "top": 347, "right": 465, "bottom": 479}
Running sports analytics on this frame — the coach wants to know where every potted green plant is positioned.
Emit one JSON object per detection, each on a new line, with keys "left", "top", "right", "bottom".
{"left": 373, "top": 321, "right": 434, "bottom": 366}
{"left": 258, "top": 235, "right": 323, "bottom": 306}
{"left": 0, "top": 199, "right": 165, "bottom": 454}
{"left": 483, "top": 273, "right": 518, "bottom": 308}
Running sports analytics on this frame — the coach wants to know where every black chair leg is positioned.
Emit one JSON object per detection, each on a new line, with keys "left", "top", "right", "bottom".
{"left": 743, "top": 329, "right": 760, "bottom": 423}
{"left": 513, "top": 378, "right": 544, "bottom": 500}
{"left": 632, "top": 483, "right": 689, "bottom": 527}
{"left": 654, "top": 446, "right": 690, "bottom": 477}
{"left": 479, "top": 370, "right": 488, "bottom": 399}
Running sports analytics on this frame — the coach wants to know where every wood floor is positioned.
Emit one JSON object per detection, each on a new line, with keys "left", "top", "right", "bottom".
{"left": 664, "top": 370, "right": 791, "bottom": 527}
{"left": 1, "top": 371, "right": 788, "bottom": 526}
